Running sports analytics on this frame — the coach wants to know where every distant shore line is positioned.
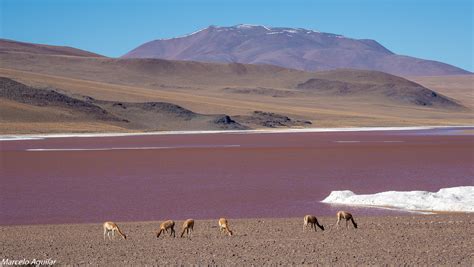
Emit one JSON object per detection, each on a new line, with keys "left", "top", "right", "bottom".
{"left": 1, "top": 212, "right": 470, "bottom": 227}
{"left": 1, "top": 125, "right": 472, "bottom": 140}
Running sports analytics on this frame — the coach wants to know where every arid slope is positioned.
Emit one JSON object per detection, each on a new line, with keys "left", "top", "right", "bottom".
{"left": 0, "top": 42, "right": 472, "bottom": 133}
{"left": 406, "top": 75, "right": 474, "bottom": 109}
{"left": 0, "top": 78, "right": 250, "bottom": 133}
{"left": 0, "top": 39, "right": 103, "bottom": 57}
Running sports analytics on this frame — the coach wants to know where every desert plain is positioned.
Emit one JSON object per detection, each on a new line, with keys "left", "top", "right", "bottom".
{"left": 1, "top": 214, "right": 473, "bottom": 265}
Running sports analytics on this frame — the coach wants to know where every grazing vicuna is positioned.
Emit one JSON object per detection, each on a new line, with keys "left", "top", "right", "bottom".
{"left": 335, "top": 211, "right": 358, "bottom": 229}
{"left": 156, "top": 220, "right": 176, "bottom": 238}
{"left": 218, "top": 218, "right": 233, "bottom": 236}
{"left": 103, "top": 221, "right": 127, "bottom": 240}
{"left": 180, "top": 219, "right": 195, "bottom": 238}
{"left": 303, "top": 215, "right": 325, "bottom": 232}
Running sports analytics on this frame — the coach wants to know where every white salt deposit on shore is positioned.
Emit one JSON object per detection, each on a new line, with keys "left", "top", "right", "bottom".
{"left": 0, "top": 126, "right": 471, "bottom": 140}
{"left": 322, "top": 186, "right": 474, "bottom": 213}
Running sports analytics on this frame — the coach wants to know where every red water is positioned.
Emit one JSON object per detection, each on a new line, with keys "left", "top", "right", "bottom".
{"left": 1, "top": 129, "right": 473, "bottom": 225}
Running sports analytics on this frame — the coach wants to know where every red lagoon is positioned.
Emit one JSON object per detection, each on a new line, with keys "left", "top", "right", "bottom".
{"left": 1, "top": 128, "right": 473, "bottom": 225}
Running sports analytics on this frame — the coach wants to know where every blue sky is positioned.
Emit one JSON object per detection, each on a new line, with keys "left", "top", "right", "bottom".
{"left": 1, "top": 0, "right": 472, "bottom": 71}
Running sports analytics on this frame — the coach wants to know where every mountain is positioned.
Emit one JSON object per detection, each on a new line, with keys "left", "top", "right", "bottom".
{"left": 122, "top": 24, "right": 470, "bottom": 76}
{"left": 0, "top": 38, "right": 103, "bottom": 57}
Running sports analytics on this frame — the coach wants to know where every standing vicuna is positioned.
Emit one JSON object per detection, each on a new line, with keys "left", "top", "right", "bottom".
{"left": 103, "top": 221, "right": 127, "bottom": 240}
{"left": 335, "top": 211, "right": 358, "bottom": 229}
{"left": 303, "top": 215, "right": 325, "bottom": 232}
{"left": 218, "top": 218, "right": 233, "bottom": 236}
{"left": 156, "top": 220, "right": 176, "bottom": 238}
{"left": 180, "top": 219, "right": 195, "bottom": 238}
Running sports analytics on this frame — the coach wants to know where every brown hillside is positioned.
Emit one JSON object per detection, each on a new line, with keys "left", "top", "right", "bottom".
{"left": 0, "top": 39, "right": 103, "bottom": 57}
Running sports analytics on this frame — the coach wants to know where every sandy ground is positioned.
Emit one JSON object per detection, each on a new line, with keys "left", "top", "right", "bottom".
{"left": 1, "top": 214, "right": 473, "bottom": 265}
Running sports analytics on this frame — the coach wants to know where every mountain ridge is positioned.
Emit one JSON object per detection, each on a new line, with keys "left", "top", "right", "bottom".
{"left": 0, "top": 39, "right": 104, "bottom": 58}
{"left": 122, "top": 25, "right": 470, "bottom": 76}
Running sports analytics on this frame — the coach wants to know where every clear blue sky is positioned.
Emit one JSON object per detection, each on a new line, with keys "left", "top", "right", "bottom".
{"left": 1, "top": 0, "right": 472, "bottom": 71}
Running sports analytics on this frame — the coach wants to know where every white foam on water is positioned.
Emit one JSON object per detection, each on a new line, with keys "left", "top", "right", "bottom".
{"left": 321, "top": 186, "right": 474, "bottom": 213}
{"left": 334, "top": 140, "right": 404, "bottom": 143}
{"left": 0, "top": 137, "right": 45, "bottom": 141}
{"left": 26, "top": 144, "right": 241, "bottom": 152}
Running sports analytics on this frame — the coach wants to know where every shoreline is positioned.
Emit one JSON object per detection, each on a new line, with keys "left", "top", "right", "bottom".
{"left": 2, "top": 209, "right": 472, "bottom": 227}
{"left": 0, "top": 212, "right": 421, "bottom": 227}
{"left": 1, "top": 125, "right": 472, "bottom": 140}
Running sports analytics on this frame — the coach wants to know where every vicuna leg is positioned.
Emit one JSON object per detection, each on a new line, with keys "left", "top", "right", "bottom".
{"left": 181, "top": 227, "right": 189, "bottom": 237}
{"left": 156, "top": 229, "right": 163, "bottom": 238}
{"left": 170, "top": 226, "right": 176, "bottom": 237}
{"left": 187, "top": 227, "right": 192, "bottom": 237}
{"left": 316, "top": 220, "right": 325, "bottom": 231}
{"left": 350, "top": 218, "right": 358, "bottom": 229}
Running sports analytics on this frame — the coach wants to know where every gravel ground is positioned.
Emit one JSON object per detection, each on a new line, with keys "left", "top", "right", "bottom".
{"left": 1, "top": 214, "right": 473, "bottom": 265}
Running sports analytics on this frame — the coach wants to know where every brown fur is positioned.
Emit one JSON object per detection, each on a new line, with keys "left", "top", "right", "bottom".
{"left": 180, "top": 219, "right": 195, "bottom": 238}
{"left": 336, "top": 211, "right": 358, "bottom": 229}
{"left": 156, "top": 220, "right": 176, "bottom": 238}
{"left": 303, "top": 215, "right": 325, "bottom": 231}
{"left": 218, "top": 218, "right": 233, "bottom": 236}
{"left": 103, "top": 221, "right": 127, "bottom": 240}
